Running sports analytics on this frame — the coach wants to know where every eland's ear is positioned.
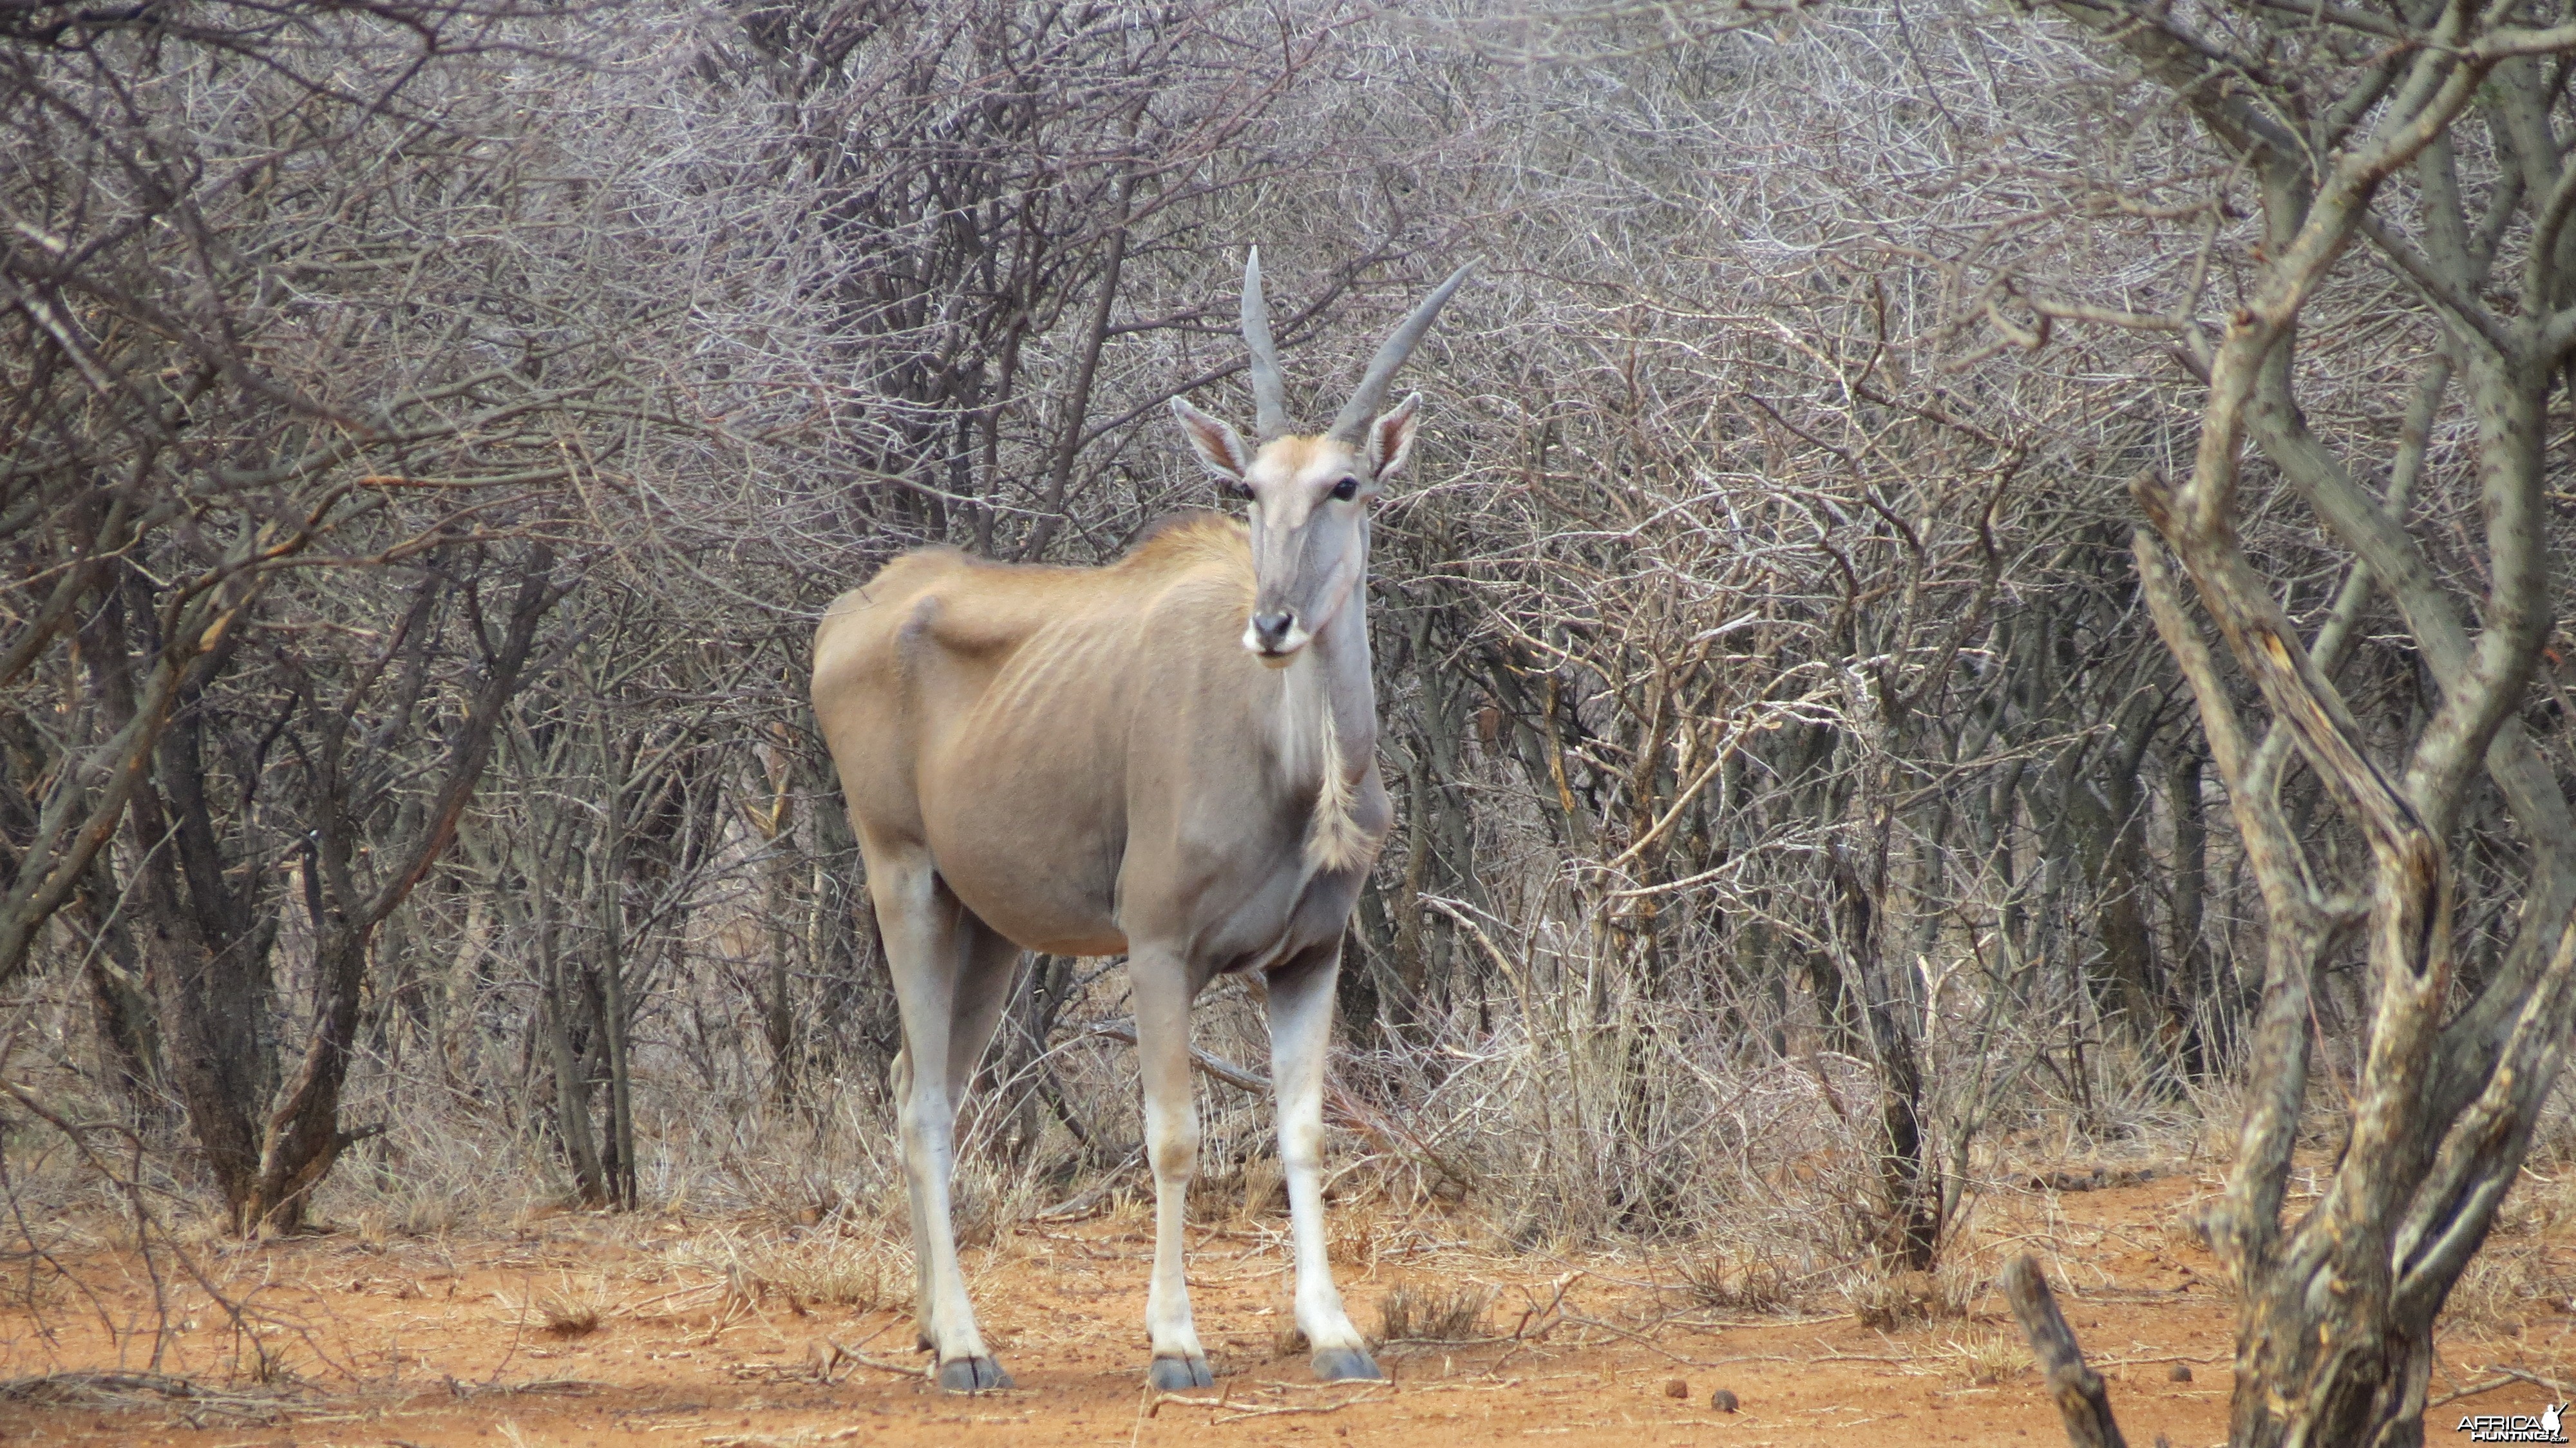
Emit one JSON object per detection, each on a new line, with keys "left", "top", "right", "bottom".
{"left": 1365, "top": 392, "right": 1423, "bottom": 482}
{"left": 1170, "top": 397, "right": 1251, "bottom": 482}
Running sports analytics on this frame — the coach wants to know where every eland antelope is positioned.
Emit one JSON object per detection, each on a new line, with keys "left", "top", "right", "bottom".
{"left": 810, "top": 251, "right": 1470, "bottom": 1393}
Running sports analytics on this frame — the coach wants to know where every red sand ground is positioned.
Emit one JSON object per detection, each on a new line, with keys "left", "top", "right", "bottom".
{"left": 2, "top": 1170, "right": 2569, "bottom": 1447}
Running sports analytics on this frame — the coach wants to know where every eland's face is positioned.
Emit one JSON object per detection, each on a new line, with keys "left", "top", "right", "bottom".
{"left": 1167, "top": 246, "right": 1459, "bottom": 670}
{"left": 1169, "top": 392, "right": 1421, "bottom": 670}
{"left": 1232, "top": 435, "right": 1375, "bottom": 665}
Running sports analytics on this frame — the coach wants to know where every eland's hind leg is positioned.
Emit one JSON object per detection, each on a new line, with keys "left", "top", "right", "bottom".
{"left": 885, "top": 1044, "right": 933, "bottom": 1349}
{"left": 942, "top": 913, "right": 1027, "bottom": 1219}
{"left": 944, "top": 918, "right": 1026, "bottom": 1110}
{"left": 867, "top": 841, "right": 1013, "bottom": 1392}
{"left": 1266, "top": 944, "right": 1378, "bottom": 1380}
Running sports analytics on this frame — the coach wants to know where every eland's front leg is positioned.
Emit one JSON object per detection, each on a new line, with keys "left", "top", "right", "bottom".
{"left": 1132, "top": 948, "right": 1213, "bottom": 1389}
{"left": 1266, "top": 947, "right": 1378, "bottom": 1380}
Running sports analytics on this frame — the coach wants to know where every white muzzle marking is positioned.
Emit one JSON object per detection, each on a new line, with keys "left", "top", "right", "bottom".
{"left": 1244, "top": 622, "right": 1312, "bottom": 665}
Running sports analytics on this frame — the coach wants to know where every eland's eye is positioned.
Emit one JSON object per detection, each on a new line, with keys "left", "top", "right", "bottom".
{"left": 1331, "top": 476, "right": 1359, "bottom": 501}
{"left": 1233, "top": 479, "right": 1257, "bottom": 501}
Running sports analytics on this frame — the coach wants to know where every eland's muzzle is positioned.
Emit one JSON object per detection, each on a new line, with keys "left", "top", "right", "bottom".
{"left": 1244, "top": 609, "right": 1307, "bottom": 664}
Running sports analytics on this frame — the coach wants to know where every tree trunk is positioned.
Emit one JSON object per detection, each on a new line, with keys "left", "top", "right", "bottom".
{"left": 596, "top": 719, "right": 639, "bottom": 1209}
{"left": 240, "top": 549, "right": 555, "bottom": 1233}
{"left": 1831, "top": 836, "right": 1938, "bottom": 1269}
{"left": 2166, "top": 748, "right": 2219, "bottom": 1072}
{"left": 539, "top": 862, "right": 611, "bottom": 1208}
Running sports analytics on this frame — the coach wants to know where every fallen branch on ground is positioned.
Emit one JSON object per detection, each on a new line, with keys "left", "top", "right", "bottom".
{"left": 0, "top": 1371, "right": 204, "bottom": 1402}
{"left": 1554, "top": 1312, "right": 1730, "bottom": 1366}
{"left": 0, "top": 1371, "right": 303, "bottom": 1421}
{"left": 2002, "top": 1255, "right": 2127, "bottom": 1448}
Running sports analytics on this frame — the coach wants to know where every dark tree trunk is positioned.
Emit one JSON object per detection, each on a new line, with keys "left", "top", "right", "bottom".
{"left": 1831, "top": 837, "right": 1938, "bottom": 1269}
{"left": 2166, "top": 748, "right": 2218, "bottom": 1072}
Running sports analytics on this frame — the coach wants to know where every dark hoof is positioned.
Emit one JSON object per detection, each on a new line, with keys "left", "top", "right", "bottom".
{"left": 934, "top": 1356, "right": 1012, "bottom": 1392}
{"left": 1311, "top": 1347, "right": 1381, "bottom": 1382}
{"left": 1147, "top": 1355, "right": 1215, "bottom": 1391}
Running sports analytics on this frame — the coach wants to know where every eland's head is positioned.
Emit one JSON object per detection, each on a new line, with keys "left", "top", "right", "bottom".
{"left": 1170, "top": 249, "right": 1473, "bottom": 666}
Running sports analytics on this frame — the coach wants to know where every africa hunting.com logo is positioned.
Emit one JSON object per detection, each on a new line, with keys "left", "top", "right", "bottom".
{"left": 2458, "top": 1403, "right": 2568, "bottom": 1443}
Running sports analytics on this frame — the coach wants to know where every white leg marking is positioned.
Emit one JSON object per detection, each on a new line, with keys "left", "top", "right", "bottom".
{"left": 887, "top": 1045, "right": 934, "bottom": 1348}
{"left": 1132, "top": 950, "right": 1210, "bottom": 1382}
{"left": 1266, "top": 955, "right": 1373, "bottom": 1373}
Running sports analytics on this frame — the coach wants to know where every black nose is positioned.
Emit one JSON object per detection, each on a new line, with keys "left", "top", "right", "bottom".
{"left": 1251, "top": 611, "right": 1296, "bottom": 649}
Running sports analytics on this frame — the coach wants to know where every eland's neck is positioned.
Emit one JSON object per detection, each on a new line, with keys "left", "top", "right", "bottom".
{"left": 1272, "top": 585, "right": 1377, "bottom": 795}
{"left": 1274, "top": 587, "right": 1378, "bottom": 873}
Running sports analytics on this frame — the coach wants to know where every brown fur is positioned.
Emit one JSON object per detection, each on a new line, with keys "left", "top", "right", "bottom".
{"left": 1257, "top": 435, "right": 1332, "bottom": 481}
{"left": 1115, "top": 511, "right": 1256, "bottom": 586}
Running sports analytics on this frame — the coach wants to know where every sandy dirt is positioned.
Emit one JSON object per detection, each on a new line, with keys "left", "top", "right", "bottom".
{"left": 3, "top": 1170, "right": 2569, "bottom": 1447}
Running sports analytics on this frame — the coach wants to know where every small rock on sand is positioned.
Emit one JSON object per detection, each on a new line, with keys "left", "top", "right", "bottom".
{"left": 1710, "top": 1388, "right": 1739, "bottom": 1413}
{"left": 2168, "top": 1363, "right": 2193, "bottom": 1382}
{"left": 1663, "top": 1378, "right": 1689, "bottom": 1398}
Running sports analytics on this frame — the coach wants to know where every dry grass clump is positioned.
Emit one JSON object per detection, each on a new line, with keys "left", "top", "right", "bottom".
{"left": 1103, "top": 1188, "right": 1151, "bottom": 1235}
{"left": 354, "top": 1191, "right": 461, "bottom": 1242}
{"left": 1844, "top": 1268, "right": 1973, "bottom": 1329}
{"left": 947, "top": 1161, "right": 1040, "bottom": 1249}
{"left": 1328, "top": 1204, "right": 1383, "bottom": 1270}
{"left": 1679, "top": 1248, "right": 1801, "bottom": 1313}
{"left": 538, "top": 1274, "right": 611, "bottom": 1337}
{"left": 1946, "top": 1324, "right": 2030, "bottom": 1385}
{"left": 674, "top": 1230, "right": 913, "bottom": 1315}
{"left": 1238, "top": 1156, "right": 1286, "bottom": 1221}
{"left": 1375, "top": 1281, "right": 1495, "bottom": 1344}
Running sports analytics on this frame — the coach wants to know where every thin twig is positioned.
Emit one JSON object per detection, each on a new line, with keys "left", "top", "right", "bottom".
{"left": 824, "top": 1337, "right": 925, "bottom": 1382}
{"left": 2430, "top": 1375, "right": 2523, "bottom": 1409}
{"left": 1213, "top": 1388, "right": 1387, "bottom": 1423}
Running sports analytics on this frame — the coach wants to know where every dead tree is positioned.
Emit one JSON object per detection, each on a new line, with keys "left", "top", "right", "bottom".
{"left": 1958, "top": 0, "right": 2576, "bottom": 1439}
{"left": 0, "top": 2, "right": 638, "bottom": 1230}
